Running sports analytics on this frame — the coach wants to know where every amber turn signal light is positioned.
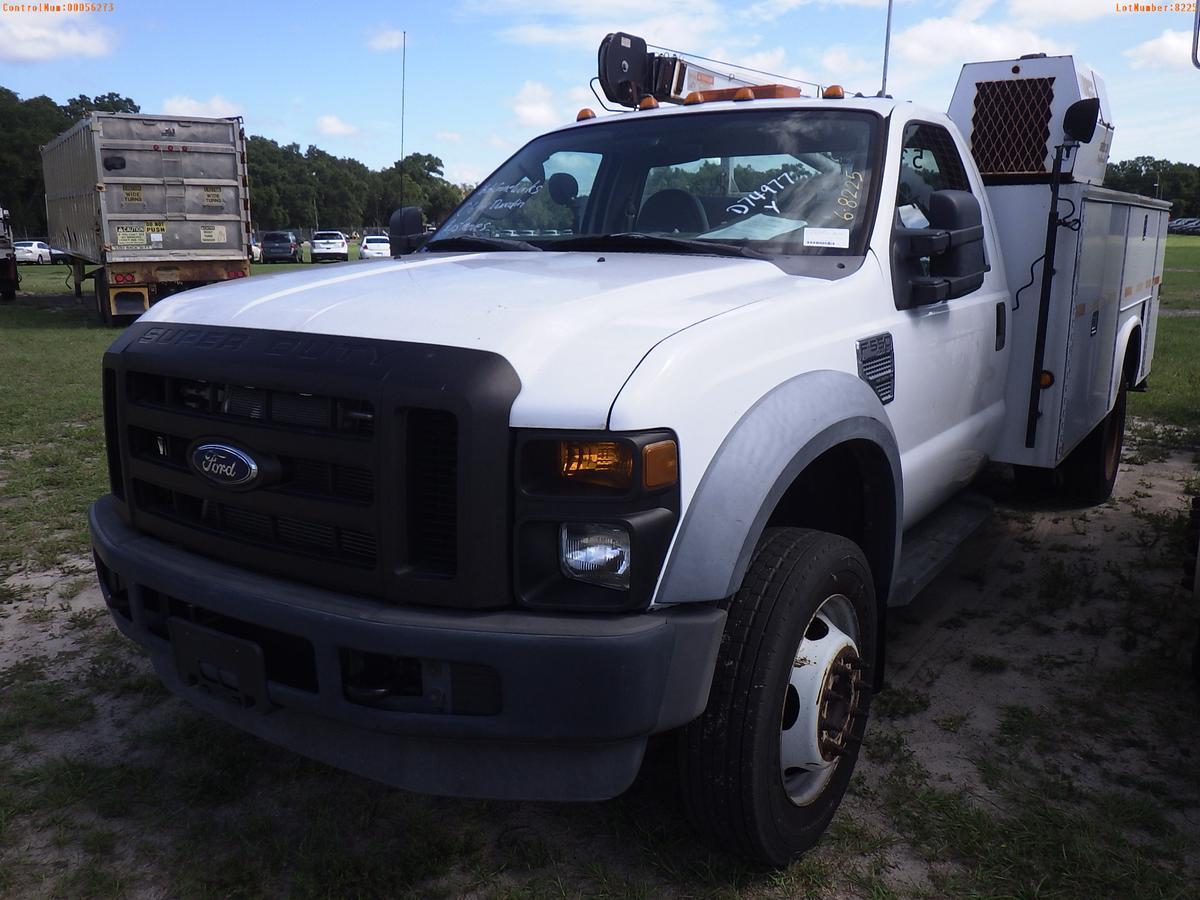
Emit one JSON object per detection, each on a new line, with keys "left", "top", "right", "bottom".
{"left": 642, "top": 440, "right": 678, "bottom": 490}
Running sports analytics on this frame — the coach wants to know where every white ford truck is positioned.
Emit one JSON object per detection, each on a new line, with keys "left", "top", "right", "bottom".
{"left": 89, "top": 39, "right": 1167, "bottom": 864}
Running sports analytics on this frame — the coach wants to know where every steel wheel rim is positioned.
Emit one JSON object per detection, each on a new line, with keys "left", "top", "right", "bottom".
{"left": 779, "top": 593, "right": 862, "bottom": 806}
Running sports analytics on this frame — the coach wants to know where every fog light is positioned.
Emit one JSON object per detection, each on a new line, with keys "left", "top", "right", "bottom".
{"left": 560, "top": 523, "right": 630, "bottom": 590}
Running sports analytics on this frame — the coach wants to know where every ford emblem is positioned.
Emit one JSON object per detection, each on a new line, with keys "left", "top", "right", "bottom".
{"left": 189, "top": 443, "right": 260, "bottom": 488}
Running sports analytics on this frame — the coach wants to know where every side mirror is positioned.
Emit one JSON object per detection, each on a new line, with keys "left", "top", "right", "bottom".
{"left": 892, "top": 189, "right": 986, "bottom": 309}
{"left": 1063, "top": 97, "right": 1100, "bottom": 145}
{"left": 389, "top": 206, "right": 425, "bottom": 255}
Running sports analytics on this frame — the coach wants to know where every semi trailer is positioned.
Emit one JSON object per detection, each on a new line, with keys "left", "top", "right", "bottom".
{"left": 41, "top": 112, "right": 253, "bottom": 326}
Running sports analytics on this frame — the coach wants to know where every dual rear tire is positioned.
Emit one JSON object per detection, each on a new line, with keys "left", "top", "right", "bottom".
{"left": 1015, "top": 379, "right": 1128, "bottom": 506}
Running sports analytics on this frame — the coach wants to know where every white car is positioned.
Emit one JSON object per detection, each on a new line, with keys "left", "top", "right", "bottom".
{"left": 14, "top": 241, "right": 51, "bottom": 264}
{"left": 311, "top": 231, "right": 349, "bottom": 263}
{"left": 359, "top": 235, "right": 391, "bottom": 259}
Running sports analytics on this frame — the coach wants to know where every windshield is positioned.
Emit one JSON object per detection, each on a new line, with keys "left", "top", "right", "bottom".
{"left": 363, "top": 236, "right": 388, "bottom": 244}
{"left": 264, "top": 233, "right": 290, "bottom": 242}
{"left": 314, "top": 232, "right": 342, "bottom": 241}
{"left": 434, "top": 108, "right": 880, "bottom": 268}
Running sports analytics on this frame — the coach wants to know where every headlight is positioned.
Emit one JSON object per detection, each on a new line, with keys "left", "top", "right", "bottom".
{"left": 514, "top": 430, "right": 680, "bottom": 612}
{"left": 560, "top": 523, "right": 631, "bottom": 590}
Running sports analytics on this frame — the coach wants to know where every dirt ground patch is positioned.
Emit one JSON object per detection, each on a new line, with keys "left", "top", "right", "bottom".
{"left": 1, "top": 447, "right": 1198, "bottom": 898}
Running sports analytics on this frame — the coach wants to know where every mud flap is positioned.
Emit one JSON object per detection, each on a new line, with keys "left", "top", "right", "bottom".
{"left": 169, "top": 617, "right": 273, "bottom": 712}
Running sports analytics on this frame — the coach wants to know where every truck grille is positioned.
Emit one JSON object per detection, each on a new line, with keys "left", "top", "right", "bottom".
{"left": 103, "top": 325, "right": 520, "bottom": 609}
{"left": 133, "top": 480, "right": 378, "bottom": 565}
{"left": 128, "top": 371, "right": 375, "bottom": 436}
{"left": 969, "top": 77, "right": 1054, "bottom": 177}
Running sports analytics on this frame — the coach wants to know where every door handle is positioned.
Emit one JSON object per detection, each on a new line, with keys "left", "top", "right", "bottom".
{"left": 995, "top": 301, "right": 1006, "bottom": 351}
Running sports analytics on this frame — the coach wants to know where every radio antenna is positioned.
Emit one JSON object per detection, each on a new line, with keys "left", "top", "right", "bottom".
{"left": 880, "top": 0, "right": 894, "bottom": 96}
{"left": 400, "top": 29, "right": 407, "bottom": 217}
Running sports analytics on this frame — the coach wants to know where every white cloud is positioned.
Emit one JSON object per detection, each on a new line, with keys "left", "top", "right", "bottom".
{"left": 368, "top": 28, "right": 406, "bottom": 51}
{"left": 316, "top": 115, "right": 359, "bottom": 136}
{"left": 1008, "top": 0, "right": 1109, "bottom": 23}
{"left": 1124, "top": 30, "right": 1195, "bottom": 72}
{"left": 162, "top": 95, "right": 243, "bottom": 118}
{"left": 747, "top": 0, "right": 886, "bottom": 21}
{"left": 511, "top": 81, "right": 560, "bottom": 128}
{"left": 434, "top": 131, "right": 462, "bottom": 143}
{"left": 500, "top": 23, "right": 613, "bottom": 47}
{"left": 0, "top": 19, "right": 113, "bottom": 62}
{"left": 488, "top": 134, "right": 512, "bottom": 150}
{"left": 494, "top": 0, "right": 726, "bottom": 54}
{"left": 893, "top": 18, "right": 1070, "bottom": 74}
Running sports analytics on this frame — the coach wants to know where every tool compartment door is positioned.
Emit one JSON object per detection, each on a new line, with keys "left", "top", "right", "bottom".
{"left": 1056, "top": 199, "right": 1126, "bottom": 459}
{"left": 1055, "top": 196, "right": 1166, "bottom": 461}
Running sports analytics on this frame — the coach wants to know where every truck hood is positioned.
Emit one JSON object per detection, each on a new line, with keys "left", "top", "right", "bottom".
{"left": 141, "top": 251, "right": 799, "bottom": 428}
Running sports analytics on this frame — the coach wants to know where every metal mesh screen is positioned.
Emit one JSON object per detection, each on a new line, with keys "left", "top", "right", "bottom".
{"left": 969, "top": 77, "right": 1055, "bottom": 176}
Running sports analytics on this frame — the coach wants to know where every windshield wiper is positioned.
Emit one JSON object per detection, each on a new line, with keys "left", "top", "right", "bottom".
{"left": 550, "top": 232, "right": 770, "bottom": 260}
{"left": 423, "top": 235, "right": 542, "bottom": 252}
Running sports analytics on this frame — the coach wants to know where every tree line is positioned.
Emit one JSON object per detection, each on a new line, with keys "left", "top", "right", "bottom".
{"left": 1104, "top": 157, "right": 1200, "bottom": 217}
{"left": 0, "top": 86, "right": 471, "bottom": 238}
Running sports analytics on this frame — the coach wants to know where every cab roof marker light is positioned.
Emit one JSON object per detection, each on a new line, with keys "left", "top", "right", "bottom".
{"left": 576, "top": 108, "right": 596, "bottom": 121}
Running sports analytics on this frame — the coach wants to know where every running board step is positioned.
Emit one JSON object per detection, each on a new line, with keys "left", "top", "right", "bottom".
{"left": 889, "top": 492, "right": 994, "bottom": 607}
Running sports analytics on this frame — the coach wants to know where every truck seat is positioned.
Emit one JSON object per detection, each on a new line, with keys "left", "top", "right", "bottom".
{"left": 637, "top": 189, "right": 709, "bottom": 234}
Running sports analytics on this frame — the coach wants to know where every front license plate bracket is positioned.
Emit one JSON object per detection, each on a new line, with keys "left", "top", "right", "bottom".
{"left": 168, "top": 617, "right": 273, "bottom": 712}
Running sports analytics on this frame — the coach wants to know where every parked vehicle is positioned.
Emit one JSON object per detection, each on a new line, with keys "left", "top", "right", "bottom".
{"left": 1168, "top": 217, "right": 1200, "bottom": 235}
{"left": 41, "top": 112, "right": 253, "bottom": 326}
{"left": 89, "top": 40, "right": 1167, "bottom": 865}
{"left": 359, "top": 234, "right": 391, "bottom": 259}
{"left": 261, "top": 231, "right": 303, "bottom": 263}
{"left": 14, "top": 240, "right": 51, "bottom": 264}
{"left": 249, "top": 235, "right": 262, "bottom": 263}
{"left": 0, "top": 207, "right": 16, "bottom": 300}
{"left": 311, "top": 230, "right": 350, "bottom": 262}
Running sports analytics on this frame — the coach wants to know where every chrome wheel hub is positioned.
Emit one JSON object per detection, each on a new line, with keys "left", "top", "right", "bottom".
{"left": 779, "top": 595, "right": 863, "bottom": 806}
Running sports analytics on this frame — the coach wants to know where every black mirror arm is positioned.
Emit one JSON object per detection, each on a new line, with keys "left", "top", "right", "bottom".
{"left": 908, "top": 271, "right": 986, "bottom": 306}
{"left": 897, "top": 224, "right": 984, "bottom": 256}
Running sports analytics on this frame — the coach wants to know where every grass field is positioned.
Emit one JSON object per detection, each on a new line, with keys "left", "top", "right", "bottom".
{"left": 0, "top": 237, "right": 1198, "bottom": 897}
{"left": 10, "top": 239, "right": 363, "bottom": 297}
{"left": 1161, "top": 234, "right": 1200, "bottom": 311}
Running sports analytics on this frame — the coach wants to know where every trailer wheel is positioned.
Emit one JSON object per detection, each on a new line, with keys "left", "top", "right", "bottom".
{"left": 93, "top": 272, "right": 114, "bottom": 327}
{"left": 1060, "top": 380, "right": 1127, "bottom": 505}
{"left": 678, "top": 527, "right": 875, "bottom": 866}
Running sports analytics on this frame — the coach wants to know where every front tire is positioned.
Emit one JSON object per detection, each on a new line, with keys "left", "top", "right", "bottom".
{"left": 679, "top": 527, "right": 876, "bottom": 865}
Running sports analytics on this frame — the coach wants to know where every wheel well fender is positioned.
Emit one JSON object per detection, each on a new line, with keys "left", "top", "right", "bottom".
{"left": 655, "top": 369, "right": 902, "bottom": 608}
{"left": 1112, "top": 318, "right": 1142, "bottom": 405}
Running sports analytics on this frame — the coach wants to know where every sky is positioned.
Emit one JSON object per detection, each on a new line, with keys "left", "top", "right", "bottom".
{"left": 1, "top": 0, "right": 1198, "bottom": 184}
